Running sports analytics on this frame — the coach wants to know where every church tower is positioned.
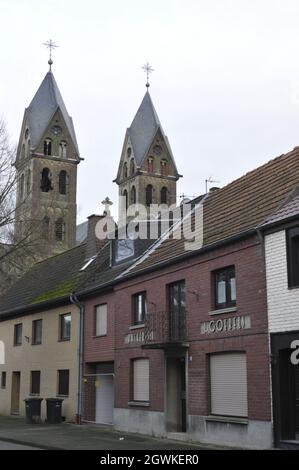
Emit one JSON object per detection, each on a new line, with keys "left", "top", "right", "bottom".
{"left": 14, "top": 63, "right": 81, "bottom": 256}
{"left": 114, "top": 90, "right": 181, "bottom": 220}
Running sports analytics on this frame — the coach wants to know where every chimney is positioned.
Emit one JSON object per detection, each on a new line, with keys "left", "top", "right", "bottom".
{"left": 209, "top": 186, "right": 220, "bottom": 193}
{"left": 85, "top": 214, "right": 105, "bottom": 260}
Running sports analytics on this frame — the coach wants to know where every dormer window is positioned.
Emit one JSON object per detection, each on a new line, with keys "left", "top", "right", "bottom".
{"left": 130, "top": 159, "right": 135, "bottom": 176}
{"left": 147, "top": 157, "right": 154, "bottom": 173}
{"left": 160, "top": 159, "right": 167, "bottom": 176}
{"left": 44, "top": 139, "right": 52, "bottom": 156}
{"left": 115, "top": 238, "right": 134, "bottom": 263}
{"left": 59, "top": 141, "right": 67, "bottom": 158}
{"left": 123, "top": 162, "right": 128, "bottom": 179}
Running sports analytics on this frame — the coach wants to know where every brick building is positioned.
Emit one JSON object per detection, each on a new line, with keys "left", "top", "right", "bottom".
{"left": 78, "top": 148, "right": 299, "bottom": 448}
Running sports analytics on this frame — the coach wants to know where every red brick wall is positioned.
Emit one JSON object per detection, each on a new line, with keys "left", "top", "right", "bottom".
{"left": 112, "top": 235, "right": 271, "bottom": 421}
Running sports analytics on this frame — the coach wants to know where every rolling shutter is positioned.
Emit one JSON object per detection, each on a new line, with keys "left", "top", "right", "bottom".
{"left": 210, "top": 353, "right": 248, "bottom": 417}
{"left": 96, "top": 304, "right": 107, "bottom": 336}
{"left": 133, "top": 358, "right": 149, "bottom": 401}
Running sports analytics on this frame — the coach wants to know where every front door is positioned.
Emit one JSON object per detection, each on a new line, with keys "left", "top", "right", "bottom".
{"left": 11, "top": 371, "right": 21, "bottom": 414}
{"left": 95, "top": 374, "right": 114, "bottom": 424}
{"left": 166, "top": 357, "right": 187, "bottom": 432}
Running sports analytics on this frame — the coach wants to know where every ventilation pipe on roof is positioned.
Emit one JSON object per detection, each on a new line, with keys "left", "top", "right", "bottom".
{"left": 85, "top": 214, "right": 105, "bottom": 260}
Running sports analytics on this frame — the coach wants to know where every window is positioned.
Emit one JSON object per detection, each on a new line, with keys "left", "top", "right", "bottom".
{"left": 123, "top": 190, "right": 128, "bottom": 211}
{"left": 161, "top": 186, "right": 168, "bottom": 204}
{"left": 59, "top": 141, "right": 67, "bottom": 158}
{"left": 168, "top": 281, "right": 186, "bottom": 340}
{"left": 59, "top": 170, "right": 67, "bottom": 195}
{"left": 132, "top": 358, "right": 149, "bottom": 402}
{"left": 42, "top": 216, "right": 50, "bottom": 239}
{"left": 58, "top": 369, "right": 69, "bottom": 396}
{"left": 26, "top": 169, "right": 31, "bottom": 194}
{"left": 30, "top": 371, "right": 41, "bottom": 395}
{"left": 127, "top": 147, "right": 132, "bottom": 158}
{"left": 32, "top": 319, "right": 42, "bottom": 345}
{"left": 123, "top": 162, "right": 128, "bottom": 179}
{"left": 287, "top": 227, "right": 299, "bottom": 287}
{"left": 145, "top": 184, "right": 153, "bottom": 206}
{"left": 55, "top": 218, "right": 65, "bottom": 241}
{"left": 14, "top": 323, "right": 22, "bottom": 346}
{"left": 130, "top": 186, "right": 136, "bottom": 205}
{"left": 115, "top": 238, "right": 134, "bottom": 263}
{"left": 95, "top": 304, "right": 108, "bottom": 336}
{"left": 41, "top": 168, "right": 52, "bottom": 192}
{"left": 147, "top": 157, "right": 154, "bottom": 173}
{"left": 20, "top": 173, "right": 25, "bottom": 199}
{"left": 210, "top": 353, "right": 248, "bottom": 417}
{"left": 44, "top": 139, "right": 52, "bottom": 156}
{"left": 1, "top": 372, "right": 6, "bottom": 389}
{"left": 214, "top": 266, "right": 236, "bottom": 309}
{"left": 130, "top": 159, "right": 135, "bottom": 176}
{"left": 60, "top": 314, "right": 71, "bottom": 341}
{"left": 133, "top": 292, "right": 147, "bottom": 325}
{"left": 160, "top": 159, "right": 167, "bottom": 175}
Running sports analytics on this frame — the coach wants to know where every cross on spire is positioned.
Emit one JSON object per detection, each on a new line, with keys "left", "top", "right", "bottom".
{"left": 142, "top": 62, "right": 154, "bottom": 88}
{"left": 43, "top": 39, "right": 58, "bottom": 71}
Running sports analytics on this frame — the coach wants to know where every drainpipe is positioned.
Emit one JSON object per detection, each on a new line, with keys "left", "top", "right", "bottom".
{"left": 70, "top": 292, "right": 84, "bottom": 425}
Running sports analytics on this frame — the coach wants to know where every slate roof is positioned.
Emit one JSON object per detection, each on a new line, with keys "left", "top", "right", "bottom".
{"left": 26, "top": 71, "right": 79, "bottom": 154}
{"left": 120, "top": 148, "right": 299, "bottom": 276}
{"left": 260, "top": 185, "right": 299, "bottom": 227}
{"left": 128, "top": 91, "right": 177, "bottom": 170}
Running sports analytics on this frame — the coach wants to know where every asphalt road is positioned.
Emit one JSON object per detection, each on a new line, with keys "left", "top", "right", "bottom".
{"left": 0, "top": 440, "right": 41, "bottom": 450}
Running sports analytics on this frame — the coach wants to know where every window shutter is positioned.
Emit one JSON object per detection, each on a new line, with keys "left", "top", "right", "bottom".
{"left": 210, "top": 353, "right": 248, "bottom": 417}
{"left": 96, "top": 304, "right": 107, "bottom": 336}
{"left": 133, "top": 359, "right": 149, "bottom": 401}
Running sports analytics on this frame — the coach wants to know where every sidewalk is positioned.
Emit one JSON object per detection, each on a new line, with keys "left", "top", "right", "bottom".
{"left": 0, "top": 415, "right": 224, "bottom": 450}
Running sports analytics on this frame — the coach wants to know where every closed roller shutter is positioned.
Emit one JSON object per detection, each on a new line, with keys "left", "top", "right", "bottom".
{"left": 133, "top": 358, "right": 149, "bottom": 401}
{"left": 210, "top": 353, "right": 248, "bottom": 417}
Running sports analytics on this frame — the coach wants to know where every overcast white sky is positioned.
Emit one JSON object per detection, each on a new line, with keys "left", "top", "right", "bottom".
{"left": 2, "top": 0, "right": 299, "bottom": 223}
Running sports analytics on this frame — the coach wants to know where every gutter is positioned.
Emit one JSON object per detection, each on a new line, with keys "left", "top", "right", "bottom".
{"left": 70, "top": 292, "right": 84, "bottom": 425}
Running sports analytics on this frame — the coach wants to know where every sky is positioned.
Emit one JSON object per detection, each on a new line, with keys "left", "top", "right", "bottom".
{"left": 2, "top": 0, "right": 299, "bottom": 223}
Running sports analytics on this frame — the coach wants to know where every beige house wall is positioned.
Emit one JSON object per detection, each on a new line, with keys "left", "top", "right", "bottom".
{"left": 0, "top": 303, "right": 79, "bottom": 422}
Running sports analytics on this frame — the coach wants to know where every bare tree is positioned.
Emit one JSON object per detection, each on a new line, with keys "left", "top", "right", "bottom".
{"left": 0, "top": 119, "right": 44, "bottom": 295}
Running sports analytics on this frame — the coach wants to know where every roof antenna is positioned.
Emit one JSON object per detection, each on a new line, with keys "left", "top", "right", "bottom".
{"left": 43, "top": 39, "right": 58, "bottom": 71}
{"left": 142, "top": 62, "right": 154, "bottom": 89}
{"left": 205, "top": 177, "right": 220, "bottom": 194}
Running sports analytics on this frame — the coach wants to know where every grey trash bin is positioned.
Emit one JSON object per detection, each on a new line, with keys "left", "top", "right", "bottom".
{"left": 24, "top": 397, "right": 43, "bottom": 424}
{"left": 46, "top": 398, "right": 64, "bottom": 424}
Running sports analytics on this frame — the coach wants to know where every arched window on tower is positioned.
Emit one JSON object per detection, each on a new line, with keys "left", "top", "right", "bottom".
{"left": 42, "top": 216, "right": 50, "bottom": 239}
{"left": 131, "top": 186, "right": 136, "bottom": 205}
{"left": 20, "top": 174, "right": 25, "bottom": 200}
{"left": 123, "top": 162, "right": 128, "bottom": 179}
{"left": 160, "top": 159, "right": 167, "bottom": 176}
{"left": 44, "top": 139, "right": 52, "bottom": 156}
{"left": 21, "top": 144, "right": 25, "bottom": 160}
{"left": 130, "top": 159, "right": 135, "bottom": 176}
{"left": 26, "top": 169, "right": 31, "bottom": 195}
{"left": 146, "top": 184, "right": 153, "bottom": 207}
{"left": 59, "top": 170, "right": 67, "bottom": 195}
{"left": 55, "top": 218, "right": 65, "bottom": 241}
{"left": 41, "top": 168, "right": 52, "bottom": 192}
{"left": 123, "top": 190, "right": 128, "bottom": 211}
{"left": 59, "top": 141, "right": 67, "bottom": 158}
{"left": 161, "top": 186, "right": 168, "bottom": 204}
{"left": 147, "top": 157, "right": 154, "bottom": 173}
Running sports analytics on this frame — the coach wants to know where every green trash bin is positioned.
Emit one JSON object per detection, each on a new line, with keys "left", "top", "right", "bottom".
{"left": 24, "top": 397, "right": 43, "bottom": 424}
{"left": 46, "top": 398, "right": 64, "bottom": 424}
